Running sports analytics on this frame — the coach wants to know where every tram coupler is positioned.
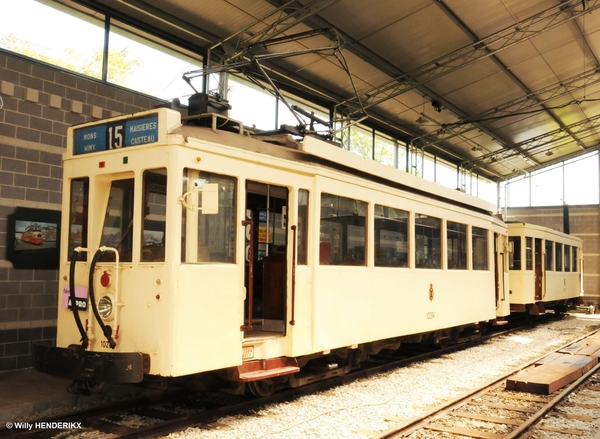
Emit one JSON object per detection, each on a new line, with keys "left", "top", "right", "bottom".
{"left": 67, "top": 379, "right": 105, "bottom": 395}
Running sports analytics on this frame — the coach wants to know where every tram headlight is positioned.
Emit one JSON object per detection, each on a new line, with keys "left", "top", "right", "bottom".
{"left": 98, "top": 295, "right": 114, "bottom": 319}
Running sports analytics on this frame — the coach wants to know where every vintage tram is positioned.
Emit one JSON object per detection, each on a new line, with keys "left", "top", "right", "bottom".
{"left": 33, "top": 104, "right": 580, "bottom": 395}
{"left": 507, "top": 222, "right": 583, "bottom": 315}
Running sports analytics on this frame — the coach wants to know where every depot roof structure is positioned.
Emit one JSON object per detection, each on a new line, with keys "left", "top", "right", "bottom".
{"left": 73, "top": 0, "right": 600, "bottom": 181}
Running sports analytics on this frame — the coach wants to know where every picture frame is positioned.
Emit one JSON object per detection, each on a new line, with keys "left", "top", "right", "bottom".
{"left": 6, "top": 207, "right": 61, "bottom": 269}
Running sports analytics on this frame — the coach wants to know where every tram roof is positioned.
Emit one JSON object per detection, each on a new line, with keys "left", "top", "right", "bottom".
{"left": 175, "top": 111, "right": 498, "bottom": 215}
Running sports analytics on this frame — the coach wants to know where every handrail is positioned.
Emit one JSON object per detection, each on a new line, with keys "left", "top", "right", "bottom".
{"left": 69, "top": 248, "right": 89, "bottom": 348}
{"left": 99, "top": 246, "right": 120, "bottom": 340}
{"left": 290, "top": 225, "right": 297, "bottom": 326}
{"left": 240, "top": 220, "right": 254, "bottom": 331}
{"left": 89, "top": 249, "right": 116, "bottom": 349}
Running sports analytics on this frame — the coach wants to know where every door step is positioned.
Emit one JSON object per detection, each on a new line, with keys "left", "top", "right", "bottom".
{"left": 227, "top": 357, "right": 299, "bottom": 382}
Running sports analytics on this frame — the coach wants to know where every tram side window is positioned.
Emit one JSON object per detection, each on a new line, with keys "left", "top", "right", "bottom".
{"left": 472, "top": 227, "right": 488, "bottom": 270}
{"left": 555, "top": 243, "right": 563, "bottom": 271}
{"left": 374, "top": 204, "right": 408, "bottom": 267}
{"left": 68, "top": 178, "right": 89, "bottom": 261}
{"left": 320, "top": 193, "right": 366, "bottom": 266}
{"left": 447, "top": 221, "right": 467, "bottom": 269}
{"left": 525, "top": 237, "right": 533, "bottom": 270}
{"left": 545, "top": 240, "right": 553, "bottom": 271}
{"left": 572, "top": 247, "right": 578, "bottom": 272}
{"left": 182, "top": 169, "right": 236, "bottom": 263}
{"left": 99, "top": 178, "right": 135, "bottom": 263}
{"left": 415, "top": 214, "right": 441, "bottom": 269}
{"left": 508, "top": 236, "right": 521, "bottom": 270}
{"left": 564, "top": 245, "right": 571, "bottom": 272}
{"left": 297, "top": 189, "right": 309, "bottom": 265}
{"left": 141, "top": 169, "right": 167, "bottom": 262}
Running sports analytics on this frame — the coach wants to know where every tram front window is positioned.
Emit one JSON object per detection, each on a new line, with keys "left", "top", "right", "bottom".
{"left": 142, "top": 169, "right": 167, "bottom": 262}
{"left": 100, "top": 178, "right": 135, "bottom": 262}
{"left": 509, "top": 236, "right": 521, "bottom": 270}
{"left": 182, "top": 169, "right": 236, "bottom": 263}
{"left": 68, "top": 178, "right": 89, "bottom": 261}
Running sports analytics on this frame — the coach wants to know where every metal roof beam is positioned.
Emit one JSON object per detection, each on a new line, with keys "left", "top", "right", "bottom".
{"left": 413, "top": 65, "right": 600, "bottom": 156}
{"left": 338, "top": 0, "right": 600, "bottom": 115}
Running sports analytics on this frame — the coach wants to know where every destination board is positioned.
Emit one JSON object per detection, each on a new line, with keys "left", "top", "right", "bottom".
{"left": 73, "top": 114, "right": 159, "bottom": 155}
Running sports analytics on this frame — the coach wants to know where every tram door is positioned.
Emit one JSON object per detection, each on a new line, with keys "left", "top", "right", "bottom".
{"left": 494, "top": 233, "right": 501, "bottom": 304}
{"left": 243, "top": 182, "right": 288, "bottom": 335}
{"left": 534, "top": 238, "right": 543, "bottom": 300}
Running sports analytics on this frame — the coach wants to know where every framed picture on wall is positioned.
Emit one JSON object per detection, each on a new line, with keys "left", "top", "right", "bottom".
{"left": 6, "top": 207, "right": 61, "bottom": 269}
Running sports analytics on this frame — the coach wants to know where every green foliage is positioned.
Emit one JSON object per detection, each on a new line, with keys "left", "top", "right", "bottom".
{"left": 342, "top": 126, "right": 396, "bottom": 166}
{"left": 0, "top": 33, "right": 141, "bottom": 86}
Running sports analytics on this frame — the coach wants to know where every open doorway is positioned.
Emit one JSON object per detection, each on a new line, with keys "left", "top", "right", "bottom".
{"left": 243, "top": 181, "right": 288, "bottom": 336}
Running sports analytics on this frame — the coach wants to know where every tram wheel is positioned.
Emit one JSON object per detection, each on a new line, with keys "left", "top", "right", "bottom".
{"left": 433, "top": 331, "right": 449, "bottom": 349}
{"left": 247, "top": 378, "right": 276, "bottom": 397}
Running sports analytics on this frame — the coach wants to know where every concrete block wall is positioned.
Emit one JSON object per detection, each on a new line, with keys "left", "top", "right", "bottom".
{"left": 0, "top": 50, "right": 162, "bottom": 371}
{"left": 506, "top": 205, "right": 600, "bottom": 309}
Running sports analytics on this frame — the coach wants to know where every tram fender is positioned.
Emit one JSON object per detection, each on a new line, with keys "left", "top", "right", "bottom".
{"left": 33, "top": 343, "right": 147, "bottom": 383}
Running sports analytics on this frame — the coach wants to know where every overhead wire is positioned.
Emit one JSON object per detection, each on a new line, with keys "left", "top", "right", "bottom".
{"left": 439, "top": 98, "right": 600, "bottom": 129}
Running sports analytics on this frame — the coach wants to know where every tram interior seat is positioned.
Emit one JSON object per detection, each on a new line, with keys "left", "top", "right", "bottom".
{"left": 319, "top": 241, "right": 331, "bottom": 265}
{"left": 142, "top": 244, "right": 165, "bottom": 262}
{"left": 376, "top": 247, "right": 398, "bottom": 266}
{"left": 344, "top": 246, "right": 365, "bottom": 265}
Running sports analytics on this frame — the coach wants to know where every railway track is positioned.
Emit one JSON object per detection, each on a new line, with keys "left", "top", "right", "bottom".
{"left": 374, "top": 330, "right": 600, "bottom": 439}
{"left": 0, "top": 317, "right": 575, "bottom": 439}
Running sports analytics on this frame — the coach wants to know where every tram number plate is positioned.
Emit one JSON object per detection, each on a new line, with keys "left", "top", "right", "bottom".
{"left": 73, "top": 115, "right": 158, "bottom": 155}
{"left": 67, "top": 297, "right": 88, "bottom": 311}
{"left": 242, "top": 346, "right": 254, "bottom": 360}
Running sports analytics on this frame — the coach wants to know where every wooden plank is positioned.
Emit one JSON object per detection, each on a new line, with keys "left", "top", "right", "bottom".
{"left": 560, "top": 341, "right": 600, "bottom": 357}
{"left": 564, "top": 402, "right": 598, "bottom": 409}
{"left": 538, "top": 424, "right": 585, "bottom": 435}
{"left": 84, "top": 418, "right": 137, "bottom": 434}
{"left": 506, "top": 354, "right": 597, "bottom": 394}
{"left": 563, "top": 413, "right": 594, "bottom": 421}
{"left": 559, "top": 344, "right": 586, "bottom": 355}
{"left": 469, "top": 401, "right": 537, "bottom": 413}
{"left": 506, "top": 365, "right": 582, "bottom": 394}
{"left": 536, "top": 352, "right": 563, "bottom": 365}
{"left": 546, "top": 354, "right": 597, "bottom": 371}
{"left": 499, "top": 393, "right": 549, "bottom": 403}
{"left": 451, "top": 411, "right": 521, "bottom": 425}
{"left": 426, "top": 423, "right": 504, "bottom": 439}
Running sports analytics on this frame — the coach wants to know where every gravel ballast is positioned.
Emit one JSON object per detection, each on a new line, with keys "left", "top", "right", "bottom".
{"left": 166, "top": 314, "right": 600, "bottom": 439}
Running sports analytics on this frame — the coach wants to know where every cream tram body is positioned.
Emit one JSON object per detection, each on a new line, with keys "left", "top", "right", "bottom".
{"left": 38, "top": 108, "right": 509, "bottom": 389}
{"left": 507, "top": 222, "right": 583, "bottom": 314}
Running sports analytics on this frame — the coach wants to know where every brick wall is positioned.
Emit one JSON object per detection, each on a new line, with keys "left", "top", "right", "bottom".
{"left": 506, "top": 205, "right": 600, "bottom": 309}
{"left": 0, "top": 50, "right": 162, "bottom": 372}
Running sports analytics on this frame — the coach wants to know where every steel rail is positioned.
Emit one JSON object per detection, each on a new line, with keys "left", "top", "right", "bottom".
{"left": 373, "top": 327, "right": 600, "bottom": 439}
